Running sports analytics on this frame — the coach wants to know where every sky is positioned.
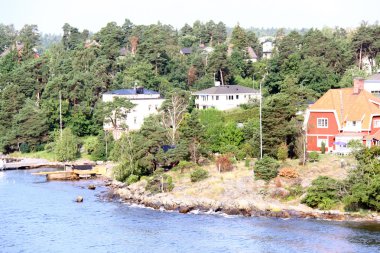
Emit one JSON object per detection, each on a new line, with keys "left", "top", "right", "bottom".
{"left": 1, "top": 0, "right": 379, "bottom": 34}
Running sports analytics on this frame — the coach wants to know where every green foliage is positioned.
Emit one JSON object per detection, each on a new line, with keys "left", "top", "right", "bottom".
{"left": 302, "top": 176, "right": 341, "bottom": 210}
{"left": 320, "top": 142, "right": 326, "bottom": 154}
{"left": 54, "top": 128, "right": 79, "bottom": 162}
{"left": 146, "top": 173, "right": 174, "bottom": 194}
{"left": 277, "top": 143, "right": 288, "bottom": 161}
{"left": 126, "top": 174, "right": 139, "bottom": 185}
{"left": 347, "top": 139, "right": 364, "bottom": 155}
{"left": 190, "top": 168, "right": 209, "bottom": 182}
{"left": 254, "top": 155, "right": 280, "bottom": 181}
{"left": 19, "top": 143, "right": 30, "bottom": 153}
{"left": 342, "top": 147, "right": 380, "bottom": 211}
{"left": 174, "top": 160, "right": 196, "bottom": 173}
{"left": 308, "top": 151, "right": 319, "bottom": 162}
{"left": 343, "top": 175, "right": 380, "bottom": 211}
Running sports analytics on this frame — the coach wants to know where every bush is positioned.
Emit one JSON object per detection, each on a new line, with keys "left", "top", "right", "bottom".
{"left": 277, "top": 143, "right": 288, "bottom": 161}
{"left": 19, "top": 143, "right": 30, "bottom": 153}
{"left": 44, "top": 142, "right": 55, "bottom": 152}
{"left": 126, "top": 174, "right": 139, "bottom": 185}
{"left": 190, "top": 168, "right": 209, "bottom": 182}
{"left": 216, "top": 154, "right": 233, "bottom": 172}
{"left": 320, "top": 142, "right": 326, "bottom": 154}
{"left": 146, "top": 173, "right": 174, "bottom": 194}
{"left": 308, "top": 151, "right": 319, "bottom": 162}
{"left": 302, "top": 176, "right": 341, "bottom": 210}
{"left": 254, "top": 155, "right": 280, "bottom": 181}
{"left": 278, "top": 167, "right": 299, "bottom": 178}
{"left": 287, "top": 184, "right": 304, "bottom": 198}
{"left": 343, "top": 174, "right": 380, "bottom": 211}
{"left": 83, "top": 136, "right": 98, "bottom": 155}
{"left": 174, "top": 160, "right": 196, "bottom": 173}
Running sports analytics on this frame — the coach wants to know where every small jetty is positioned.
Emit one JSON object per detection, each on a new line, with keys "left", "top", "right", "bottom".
{"left": 1, "top": 157, "right": 99, "bottom": 180}
{"left": 32, "top": 169, "right": 98, "bottom": 180}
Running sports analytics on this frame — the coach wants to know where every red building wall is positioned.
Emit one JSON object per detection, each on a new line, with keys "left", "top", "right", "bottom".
{"left": 306, "top": 111, "right": 339, "bottom": 151}
{"left": 370, "top": 115, "right": 380, "bottom": 134}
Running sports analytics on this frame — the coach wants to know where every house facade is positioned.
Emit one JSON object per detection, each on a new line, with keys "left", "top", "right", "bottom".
{"left": 102, "top": 87, "right": 165, "bottom": 139}
{"left": 193, "top": 82, "right": 260, "bottom": 110}
{"left": 304, "top": 78, "right": 380, "bottom": 153}
{"left": 363, "top": 72, "right": 380, "bottom": 96}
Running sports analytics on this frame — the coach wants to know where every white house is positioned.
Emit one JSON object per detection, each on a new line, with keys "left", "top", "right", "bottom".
{"left": 363, "top": 72, "right": 380, "bottom": 96}
{"left": 102, "top": 87, "right": 165, "bottom": 139}
{"left": 193, "top": 82, "right": 260, "bottom": 110}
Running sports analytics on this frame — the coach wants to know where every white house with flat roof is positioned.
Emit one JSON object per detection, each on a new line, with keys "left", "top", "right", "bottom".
{"left": 363, "top": 72, "right": 380, "bottom": 96}
{"left": 193, "top": 82, "right": 260, "bottom": 110}
{"left": 102, "top": 87, "right": 165, "bottom": 139}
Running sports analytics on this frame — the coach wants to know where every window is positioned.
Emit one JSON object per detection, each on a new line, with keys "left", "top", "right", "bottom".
{"left": 352, "top": 121, "right": 356, "bottom": 127}
{"left": 155, "top": 105, "right": 158, "bottom": 110}
{"left": 148, "top": 105, "right": 152, "bottom": 111}
{"left": 374, "top": 120, "right": 380, "bottom": 128}
{"left": 236, "top": 95, "right": 239, "bottom": 99}
{"left": 216, "top": 96, "right": 219, "bottom": 100}
{"left": 317, "top": 138, "right": 327, "bottom": 147}
{"left": 317, "top": 118, "right": 328, "bottom": 128}
{"left": 227, "top": 95, "right": 234, "bottom": 100}
{"left": 134, "top": 117, "right": 137, "bottom": 124}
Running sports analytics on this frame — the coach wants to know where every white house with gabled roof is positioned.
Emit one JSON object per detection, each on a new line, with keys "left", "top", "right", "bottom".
{"left": 193, "top": 82, "right": 260, "bottom": 110}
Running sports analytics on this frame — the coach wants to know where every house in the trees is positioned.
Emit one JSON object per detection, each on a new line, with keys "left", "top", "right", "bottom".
{"left": 259, "top": 36, "right": 274, "bottom": 59}
{"left": 102, "top": 87, "right": 165, "bottom": 139}
{"left": 304, "top": 78, "right": 380, "bottom": 154}
{"left": 193, "top": 82, "right": 260, "bottom": 110}
{"left": 245, "top": 46, "right": 258, "bottom": 62}
{"left": 363, "top": 71, "right": 380, "bottom": 96}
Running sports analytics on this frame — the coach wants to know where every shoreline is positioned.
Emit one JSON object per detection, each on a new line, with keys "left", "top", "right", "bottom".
{"left": 107, "top": 179, "right": 380, "bottom": 223}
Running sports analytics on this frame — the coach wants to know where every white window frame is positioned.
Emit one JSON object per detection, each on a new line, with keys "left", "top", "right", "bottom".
{"left": 374, "top": 120, "right": 380, "bottom": 128}
{"left": 317, "top": 118, "right": 328, "bottom": 128}
{"left": 317, "top": 138, "right": 327, "bottom": 148}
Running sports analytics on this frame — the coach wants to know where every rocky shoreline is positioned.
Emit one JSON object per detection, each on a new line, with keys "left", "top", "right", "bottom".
{"left": 106, "top": 179, "right": 380, "bottom": 223}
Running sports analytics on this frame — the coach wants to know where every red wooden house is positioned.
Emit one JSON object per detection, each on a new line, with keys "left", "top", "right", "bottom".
{"left": 304, "top": 78, "right": 380, "bottom": 153}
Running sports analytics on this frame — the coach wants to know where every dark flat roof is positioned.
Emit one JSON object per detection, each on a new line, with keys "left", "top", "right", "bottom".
{"left": 104, "top": 89, "right": 160, "bottom": 95}
{"left": 193, "top": 85, "right": 259, "bottom": 95}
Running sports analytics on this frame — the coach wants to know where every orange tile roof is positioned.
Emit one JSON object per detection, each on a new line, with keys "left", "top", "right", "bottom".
{"left": 309, "top": 88, "right": 380, "bottom": 129}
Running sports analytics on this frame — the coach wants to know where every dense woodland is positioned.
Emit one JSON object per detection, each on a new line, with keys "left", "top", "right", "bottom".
{"left": 0, "top": 20, "right": 380, "bottom": 210}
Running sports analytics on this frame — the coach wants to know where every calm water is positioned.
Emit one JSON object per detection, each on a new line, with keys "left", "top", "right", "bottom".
{"left": 0, "top": 169, "right": 379, "bottom": 253}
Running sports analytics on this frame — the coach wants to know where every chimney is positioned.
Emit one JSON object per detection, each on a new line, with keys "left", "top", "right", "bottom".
{"left": 353, "top": 77, "right": 364, "bottom": 94}
{"left": 215, "top": 81, "right": 221, "bottom": 87}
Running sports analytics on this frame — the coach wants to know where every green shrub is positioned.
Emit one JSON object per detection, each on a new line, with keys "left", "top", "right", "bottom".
{"left": 254, "top": 155, "right": 280, "bottom": 181}
{"left": 320, "top": 142, "right": 326, "bottom": 154}
{"left": 146, "top": 173, "right": 174, "bottom": 194}
{"left": 44, "top": 142, "right": 55, "bottom": 152}
{"left": 308, "top": 151, "right": 319, "bottom": 162}
{"left": 277, "top": 143, "right": 288, "bottom": 161}
{"left": 302, "top": 176, "right": 341, "bottom": 210}
{"left": 126, "top": 174, "right": 139, "bottom": 185}
{"left": 20, "top": 143, "right": 30, "bottom": 153}
{"left": 343, "top": 174, "right": 380, "bottom": 211}
{"left": 190, "top": 168, "right": 209, "bottom": 182}
{"left": 83, "top": 136, "right": 98, "bottom": 155}
{"left": 245, "top": 159, "right": 251, "bottom": 167}
{"left": 174, "top": 160, "right": 196, "bottom": 173}
{"left": 286, "top": 184, "right": 304, "bottom": 199}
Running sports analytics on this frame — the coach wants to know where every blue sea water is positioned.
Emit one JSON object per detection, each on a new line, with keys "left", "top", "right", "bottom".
{"left": 0, "top": 169, "right": 379, "bottom": 253}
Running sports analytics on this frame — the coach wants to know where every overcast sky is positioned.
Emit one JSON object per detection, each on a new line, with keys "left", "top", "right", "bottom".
{"left": 1, "top": 0, "right": 379, "bottom": 34}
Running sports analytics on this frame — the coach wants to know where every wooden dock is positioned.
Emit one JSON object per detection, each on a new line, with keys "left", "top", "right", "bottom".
{"left": 32, "top": 169, "right": 98, "bottom": 180}
{"left": 0, "top": 158, "right": 95, "bottom": 171}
